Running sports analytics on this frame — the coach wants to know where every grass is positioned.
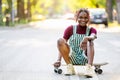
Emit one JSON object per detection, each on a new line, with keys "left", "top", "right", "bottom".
{"left": 7, "top": 19, "right": 28, "bottom": 27}
{"left": 109, "top": 21, "right": 120, "bottom": 27}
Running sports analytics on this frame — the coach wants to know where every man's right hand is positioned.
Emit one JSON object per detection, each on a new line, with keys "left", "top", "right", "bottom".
{"left": 53, "top": 61, "right": 61, "bottom": 67}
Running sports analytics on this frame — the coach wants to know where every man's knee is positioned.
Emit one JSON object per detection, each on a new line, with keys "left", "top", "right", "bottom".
{"left": 57, "top": 38, "right": 70, "bottom": 53}
{"left": 57, "top": 38, "right": 66, "bottom": 46}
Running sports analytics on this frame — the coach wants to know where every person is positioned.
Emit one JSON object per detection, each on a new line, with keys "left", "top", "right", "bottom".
{"left": 53, "top": 8, "right": 97, "bottom": 75}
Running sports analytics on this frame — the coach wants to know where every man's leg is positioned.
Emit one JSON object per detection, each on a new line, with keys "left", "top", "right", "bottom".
{"left": 85, "top": 41, "right": 95, "bottom": 76}
{"left": 57, "top": 38, "right": 71, "bottom": 64}
{"left": 57, "top": 38, "right": 75, "bottom": 74}
{"left": 87, "top": 41, "right": 94, "bottom": 65}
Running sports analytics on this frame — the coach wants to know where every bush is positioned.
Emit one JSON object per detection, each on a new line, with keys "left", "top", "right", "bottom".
{"left": 0, "top": 14, "right": 4, "bottom": 26}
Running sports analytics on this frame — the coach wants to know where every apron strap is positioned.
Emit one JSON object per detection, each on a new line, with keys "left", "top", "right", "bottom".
{"left": 73, "top": 25, "right": 90, "bottom": 36}
{"left": 73, "top": 25, "right": 77, "bottom": 35}
{"left": 86, "top": 27, "right": 90, "bottom": 36}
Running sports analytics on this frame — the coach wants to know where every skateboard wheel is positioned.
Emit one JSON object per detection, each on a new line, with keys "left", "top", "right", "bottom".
{"left": 58, "top": 69, "right": 62, "bottom": 74}
{"left": 97, "top": 69, "right": 103, "bottom": 74}
{"left": 54, "top": 69, "right": 58, "bottom": 73}
{"left": 94, "top": 69, "right": 98, "bottom": 73}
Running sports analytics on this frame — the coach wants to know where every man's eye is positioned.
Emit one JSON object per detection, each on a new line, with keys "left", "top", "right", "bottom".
{"left": 85, "top": 17, "right": 88, "bottom": 19}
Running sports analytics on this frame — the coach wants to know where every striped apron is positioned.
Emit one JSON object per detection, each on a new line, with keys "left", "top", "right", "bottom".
{"left": 69, "top": 25, "right": 90, "bottom": 65}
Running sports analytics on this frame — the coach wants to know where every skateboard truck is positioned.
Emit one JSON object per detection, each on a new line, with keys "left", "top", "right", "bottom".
{"left": 54, "top": 67, "right": 62, "bottom": 74}
{"left": 94, "top": 65, "right": 103, "bottom": 74}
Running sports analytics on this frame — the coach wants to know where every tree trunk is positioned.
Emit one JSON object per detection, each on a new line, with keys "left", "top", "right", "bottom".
{"left": 7, "top": 0, "right": 12, "bottom": 16}
{"left": 27, "top": 0, "right": 31, "bottom": 22}
{"left": 17, "top": 0, "right": 25, "bottom": 20}
{"left": 0, "top": 0, "right": 1, "bottom": 14}
{"left": 106, "top": 0, "right": 113, "bottom": 22}
{"left": 116, "top": 0, "right": 120, "bottom": 24}
{"left": 0, "top": 0, "right": 3, "bottom": 25}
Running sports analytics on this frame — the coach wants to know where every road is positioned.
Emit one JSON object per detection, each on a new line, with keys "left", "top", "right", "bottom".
{"left": 0, "top": 19, "right": 120, "bottom": 80}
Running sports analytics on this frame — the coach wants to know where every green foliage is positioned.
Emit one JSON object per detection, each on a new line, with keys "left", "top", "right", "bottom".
{"left": 6, "top": 0, "right": 12, "bottom": 13}
{"left": 112, "top": 0, "right": 116, "bottom": 8}
{"left": 67, "top": 0, "right": 106, "bottom": 12}
{"left": 1, "top": 0, "right": 116, "bottom": 23}
{"left": 31, "top": 0, "right": 63, "bottom": 15}
{"left": 0, "top": 14, "right": 4, "bottom": 26}
{"left": 109, "top": 21, "right": 120, "bottom": 27}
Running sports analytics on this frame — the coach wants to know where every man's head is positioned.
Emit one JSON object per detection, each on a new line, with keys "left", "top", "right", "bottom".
{"left": 75, "top": 8, "right": 90, "bottom": 26}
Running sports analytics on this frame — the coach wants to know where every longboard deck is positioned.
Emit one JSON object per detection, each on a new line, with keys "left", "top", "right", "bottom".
{"left": 93, "top": 62, "right": 108, "bottom": 66}
{"left": 60, "top": 62, "right": 108, "bottom": 74}
{"left": 54, "top": 62, "right": 108, "bottom": 80}
{"left": 61, "top": 62, "right": 108, "bottom": 66}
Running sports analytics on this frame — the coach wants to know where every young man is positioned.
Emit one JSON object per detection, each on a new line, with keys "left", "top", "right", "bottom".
{"left": 54, "top": 8, "right": 97, "bottom": 75}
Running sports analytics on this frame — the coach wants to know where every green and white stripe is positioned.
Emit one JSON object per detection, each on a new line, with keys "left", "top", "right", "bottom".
{"left": 69, "top": 25, "right": 90, "bottom": 65}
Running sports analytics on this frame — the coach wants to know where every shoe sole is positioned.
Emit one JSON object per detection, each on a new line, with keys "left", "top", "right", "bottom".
{"left": 64, "top": 73, "right": 75, "bottom": 76}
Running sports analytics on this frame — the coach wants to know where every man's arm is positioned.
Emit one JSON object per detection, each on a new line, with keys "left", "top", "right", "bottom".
{"left": 80, "top": 33, "right": 97, "bottom": 50}
{"left": 57, "top": 53, "right": 62, "bottom": 62}
{"left": 86, "top": 33, "right": 97, "bottom": 41}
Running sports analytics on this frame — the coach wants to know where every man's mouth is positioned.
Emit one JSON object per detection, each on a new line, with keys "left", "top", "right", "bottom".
{"left": 81, "top": 22, "right": 86, "bottom": 24}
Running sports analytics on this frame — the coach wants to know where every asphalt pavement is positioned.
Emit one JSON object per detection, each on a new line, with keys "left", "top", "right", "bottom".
{"left": 0, "top": 19, "right": 120, "bottom": 80}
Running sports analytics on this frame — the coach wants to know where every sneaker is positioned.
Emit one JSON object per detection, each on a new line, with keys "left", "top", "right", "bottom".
{"left": 66, "top": 64, "right": 75, "bottom": 75}
{"left": 84, "top": 64, "right": 94, "bottom": 77}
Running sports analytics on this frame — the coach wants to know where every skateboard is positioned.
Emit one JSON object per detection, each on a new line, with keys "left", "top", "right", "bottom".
{"left": 93, "top": 62, "right": 108, "bottom": 74}
{"left": 54, "top": 62, "right": 108, "bottom": 75}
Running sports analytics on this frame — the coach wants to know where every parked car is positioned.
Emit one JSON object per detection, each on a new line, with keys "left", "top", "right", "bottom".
{"left": 89, "top": 8, "right": 108, "bottom": 27}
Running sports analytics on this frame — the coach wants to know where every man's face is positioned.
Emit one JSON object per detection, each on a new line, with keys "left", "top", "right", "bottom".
{"left": 77, "top": 12, "right": 89, "bottom": 26}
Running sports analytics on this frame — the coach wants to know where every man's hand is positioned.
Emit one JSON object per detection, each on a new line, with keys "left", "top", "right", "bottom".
{"left": 80, "top": 36, "right": 88, "bottom": 50}
{"left": 53, "top": 61, "right": 61, "bottom": 67}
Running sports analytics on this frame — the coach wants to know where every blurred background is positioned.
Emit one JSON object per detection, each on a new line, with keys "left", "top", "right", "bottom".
{"left": 0, "top": 1, "right": 120, "bottom": 80}
{"left": 0, "top": 0, "right": 119, "bottom": 27}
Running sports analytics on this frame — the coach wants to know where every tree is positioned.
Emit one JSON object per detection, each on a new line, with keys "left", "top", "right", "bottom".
{"left": 0, "top": 0, "right": 3, "bottom": 25}
{"left": 48, "top": 0, "right": 63, "bottom": 16}
{"left": 0, "top": 0, "right": 1, "bottom": 14}
{"left": 27, "top": 0, "right": 31, "bottom": 21}
{"left": 17, "top": 0, "right": 25, "bottom": 20}
{"left": 106, "top": 0, "right": 113, "bottom": 22}
{"left": 116, "top": 0, "right": 120, "bottom": 24}
{"left": 5, "top": 0, "right": 14, "bottom": 25}
{"left": 67, "top": 0, "right": 106, "bottom": 12}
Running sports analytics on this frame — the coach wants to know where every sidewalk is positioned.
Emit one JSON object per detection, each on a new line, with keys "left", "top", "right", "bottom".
{"left": 97, "top": 26, "right": 120, "bottom": 32}
{"left": 0, "top": 24, "right": 32, "bottom": 31}
{"left": 0, "top": 20, "right": 120, "bottom": 80}
{"left": 0, "top": 21, "right": 120, "bottom": 33}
